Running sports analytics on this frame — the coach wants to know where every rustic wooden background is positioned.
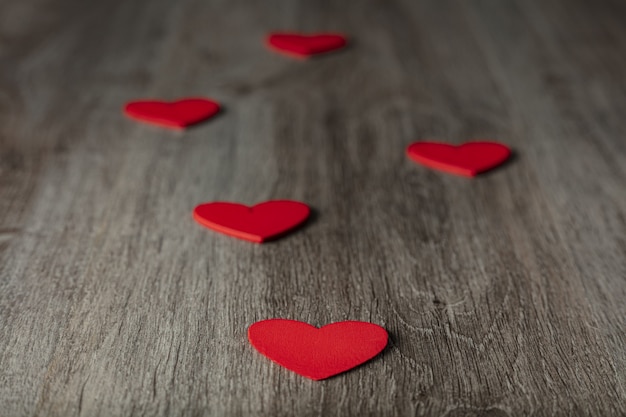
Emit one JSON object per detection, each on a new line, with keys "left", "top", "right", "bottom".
{"left": 1, "top": 0, "right": 625, "bottom": 415}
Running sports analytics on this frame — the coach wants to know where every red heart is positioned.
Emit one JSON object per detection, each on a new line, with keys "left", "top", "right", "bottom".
{"left": 248, "top": 319, "right": 388, "bottom": 380}
{"left": 406, "top": 141, "right": 511, "bottom": 177}
{"left": 266, "top": 32, "right": 347, "bottom": 58}
{"left": 193, "top": 200, "right": 310, "bottom": 243}
{"left": 124, "top": 98, "right": 220, "bottom": 129}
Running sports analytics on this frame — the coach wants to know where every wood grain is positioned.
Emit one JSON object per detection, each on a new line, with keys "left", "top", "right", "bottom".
{"left": 1, "top": 0, "right": 625, "bottom": 415}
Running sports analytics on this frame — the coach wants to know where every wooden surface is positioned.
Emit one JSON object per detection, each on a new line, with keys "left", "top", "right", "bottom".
{"left": 1, "top": 0, "right": 625, "bottom": 415}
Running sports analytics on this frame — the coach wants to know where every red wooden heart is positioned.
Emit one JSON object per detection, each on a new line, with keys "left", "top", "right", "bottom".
{"left": 248, "top": 319, "right": 388, "bottom": 380}
{"left": 406, "top": 141, "right": 511, "bottom": 177}
{"left": 266, "top": 32, "right": 347, "bottom": 58}
{"left": 124, "top": 98, "right": 220, "bottom": 129}
{"left": 193, "top": 200, "right": 310, "bottom": 243}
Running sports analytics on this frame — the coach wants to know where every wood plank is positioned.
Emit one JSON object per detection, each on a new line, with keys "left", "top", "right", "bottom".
{"left": 0, "top": 0, "right": 624, "bottom": 415}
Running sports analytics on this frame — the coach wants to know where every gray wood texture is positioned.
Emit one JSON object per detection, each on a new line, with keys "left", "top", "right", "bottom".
{"left": 1, "top": 0, "right": 625, "bottom": 415}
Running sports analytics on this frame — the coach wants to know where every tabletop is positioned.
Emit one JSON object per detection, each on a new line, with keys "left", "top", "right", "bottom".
{"left": 0, "top": 0, "right": 625, "bottom": 416}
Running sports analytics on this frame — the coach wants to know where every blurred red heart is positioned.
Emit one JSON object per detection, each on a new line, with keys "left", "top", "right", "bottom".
{"left": 248, "top": 319, "right": 388, "bottom": 380}
{"left": 193, "top": 200, "right": 310, "bottom": 243}
{"left": 124, "top": 98, "right": 220, "bottom": 129}
{"left": 266, "top": 33, "right": 347, "bottom": 58}
{"left": 406, "top": 141, "right": 511, "bottom": 177}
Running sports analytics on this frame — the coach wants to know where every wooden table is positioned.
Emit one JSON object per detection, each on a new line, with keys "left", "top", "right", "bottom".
{"left": 1, "top": 0, "right": 625, "bottom": 415}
